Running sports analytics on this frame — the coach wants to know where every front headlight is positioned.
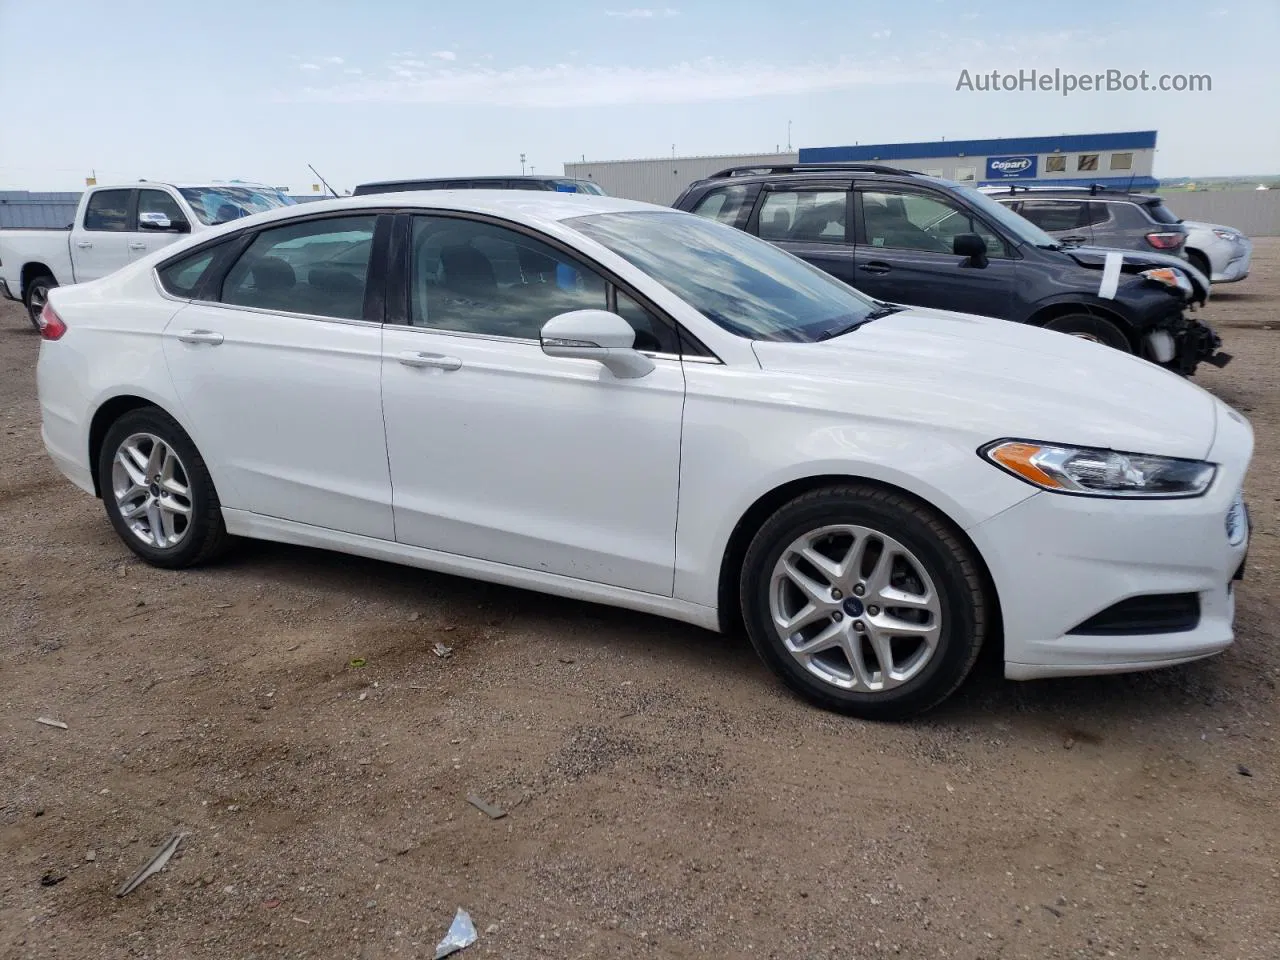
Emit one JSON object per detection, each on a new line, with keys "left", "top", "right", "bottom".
{"left": 1212, "top": 229, "right": 1240, "bottom": 242}
{"left": 981, "top": 440, "right": 1216, "bottom": 498}
{"left": 1139, "top": 267, "right": 1193, "bottom": 295}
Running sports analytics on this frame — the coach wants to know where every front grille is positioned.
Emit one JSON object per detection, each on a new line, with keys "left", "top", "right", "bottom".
{"left": 1068, "top": 593, "right": 1200, "bottom": 636}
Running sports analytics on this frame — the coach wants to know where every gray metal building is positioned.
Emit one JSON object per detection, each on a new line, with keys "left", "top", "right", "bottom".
{"left": 0, "top": 191, "right": 81, "bottom": 229}
{"left": 563, "top": 152, "right": 797, "bottom": 206}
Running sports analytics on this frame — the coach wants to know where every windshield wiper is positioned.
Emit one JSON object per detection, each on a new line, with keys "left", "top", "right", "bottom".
{"left": 816, "top": 305, "right": 902, "bottom": 341}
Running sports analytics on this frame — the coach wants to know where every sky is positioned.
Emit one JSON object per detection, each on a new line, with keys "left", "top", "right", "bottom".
{"left": 1, "top": 0, "right": 1277, "bottom": 194}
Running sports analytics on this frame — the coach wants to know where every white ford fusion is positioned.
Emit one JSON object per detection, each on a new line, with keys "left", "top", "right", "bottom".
{"left": 35, "top": 192, "right": 1252, "bottom": 719}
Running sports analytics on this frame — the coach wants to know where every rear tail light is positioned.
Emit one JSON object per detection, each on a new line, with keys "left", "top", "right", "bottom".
{"left": 1145, "top": 232, "right": 1185, "bottom": 250}
{"left": 38, "top": 303, "right": 67, "bottom": 340}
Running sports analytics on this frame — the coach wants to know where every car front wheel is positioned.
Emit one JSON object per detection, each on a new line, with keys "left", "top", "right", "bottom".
{"left": 98, "top": 407, "right": 230, "bottom": 568}
{"left": 739, "top": 484, "right": 987, "bottom": 720}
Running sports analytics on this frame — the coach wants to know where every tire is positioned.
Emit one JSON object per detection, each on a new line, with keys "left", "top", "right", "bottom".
{"left": 1043, "top": 313, "right": 1132, "bottom": 352}
{"left": 739, "top": 484, "right": 987, "bottom": 721}
{"left": 1187, "top": 249, "right": 1211, "bottom": 281}
{"left": 98, "top": 407, "right": 230, "bottom": 568}
{"left": 24, "top": 273, "right": 56, "bottom": 331}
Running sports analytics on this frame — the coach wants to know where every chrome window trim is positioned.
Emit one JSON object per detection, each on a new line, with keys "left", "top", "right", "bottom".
{"left": 391, "top": 321, "right": 722, "bottom": 362}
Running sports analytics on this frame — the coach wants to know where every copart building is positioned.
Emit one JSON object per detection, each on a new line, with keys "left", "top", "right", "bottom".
{"left": 563, "top": 130, "right": 1158, "bottom": 205}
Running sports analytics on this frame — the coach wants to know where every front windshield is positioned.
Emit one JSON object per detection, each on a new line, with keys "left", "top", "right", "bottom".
{"left": 178, "top": 186, "right": 295, "bottom": 226}
{"left": 952, "top": 184, "right": 1059, "bottom": 248}
{"left": 571, "top": 211, "right": 880, "bottom": 342}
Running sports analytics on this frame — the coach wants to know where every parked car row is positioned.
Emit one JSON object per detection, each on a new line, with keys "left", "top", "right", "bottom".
{"left": 31, "top": 187, "right": 1253, "bottom": 719}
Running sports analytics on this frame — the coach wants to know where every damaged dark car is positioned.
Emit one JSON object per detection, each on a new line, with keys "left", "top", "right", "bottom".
{"left": 674, "top": 163, "right": 1226, "bottom": 375}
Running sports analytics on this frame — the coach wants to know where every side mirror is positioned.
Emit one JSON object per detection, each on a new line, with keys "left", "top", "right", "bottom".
{"left": 139, "top": 211, "right": 189, "bottom": 233}
{"left": 540, "top": 310, "right": 656, "bottom": 379}
{"left": 953, "top": 232, "right": 989, "bottom": 267}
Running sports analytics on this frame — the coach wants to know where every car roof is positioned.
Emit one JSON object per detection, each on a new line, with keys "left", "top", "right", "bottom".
{"left": 982, "top": 186, "right": 1161, "bottom": 203}
{"left": 689, "top": 163, "right": 955, "bottom": 190}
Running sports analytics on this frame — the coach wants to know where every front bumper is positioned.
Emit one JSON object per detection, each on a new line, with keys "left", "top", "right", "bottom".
{"left": 971, "top": 402, "right": 1253, "bottom": 680}
{"left": 1213, "top": 241, "right": 1252, "bottom": 283}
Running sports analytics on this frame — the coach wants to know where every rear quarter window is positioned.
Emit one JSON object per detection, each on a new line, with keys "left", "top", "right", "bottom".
{"left": 1146, "top": 201, "right": 1182, "bottom": 225}
{"left": 157, "top": 246, "right": 221, "bottom": 298}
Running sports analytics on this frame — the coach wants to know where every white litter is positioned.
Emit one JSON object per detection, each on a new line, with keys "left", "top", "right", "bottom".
{"left": 434, "top": 907, "right": 478, "bottom": 958}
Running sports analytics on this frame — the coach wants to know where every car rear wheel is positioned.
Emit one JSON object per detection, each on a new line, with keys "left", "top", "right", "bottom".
{"left": 1043, "top": 314, "right": 1132, "bottom": 352}
{"left": 739, "top": 484, "right": 987, "bottom": 720}
{"left": 99, "top": 407, "right": 230, "bottom": 568}
{"left": 24, "top": 274, "right": 56, "bottom": 331}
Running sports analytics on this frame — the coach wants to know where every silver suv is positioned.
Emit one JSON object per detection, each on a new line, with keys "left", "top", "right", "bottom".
{"left": 982, "top": 185, "right": 1189, "bottom": 260}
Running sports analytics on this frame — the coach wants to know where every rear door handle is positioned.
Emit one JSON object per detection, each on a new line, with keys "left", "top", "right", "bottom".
{"left": 1061, "top": 235, "right": 1088, "bottom": 244}
{"left": 860, "top": 261, "right": 892, "bottom": 275}
{"left": 75, "top": 240, "right": 93, "bottom": 249}
{"left": 398, "top": 351, "right": 462, "bottom": 371}
{"left": 128, "top": 241, "right": 147, "bottom": 251}
{"left": 177, "top": 329, "right": 224, "bottom": 345}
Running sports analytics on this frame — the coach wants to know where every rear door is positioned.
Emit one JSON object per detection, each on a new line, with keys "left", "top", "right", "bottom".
{"left": 72, "top": 188, "right": 136, "bottom": 281}
{"left": 745, "top": 179, "right": 855, "bottom": 286}
{"left": 852, "top": 183, "right": 1017, "bottom": 318}
{"left": 1007, "top": 198, "right": 1093, "bottom": 245}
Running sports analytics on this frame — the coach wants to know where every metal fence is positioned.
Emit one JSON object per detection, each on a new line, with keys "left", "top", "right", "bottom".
{"left": 1158, "top": 190, "right": 1280, "bottom": 236}
{"left": 0, "top": 191, "right": 80, "bottom": 229}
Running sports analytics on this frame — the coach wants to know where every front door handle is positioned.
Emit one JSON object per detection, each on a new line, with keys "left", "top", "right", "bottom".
{"left": 398, "top": 351, "right": 462, "bottom": 371}
{"left": 128, "top": 241, "right": 147, "bottom": 251}
{"left": 860, "top": 261, "right": 892, "bottom": 275}
{"left": 1060, "top": 234, "right": 1088, "bottom": 244}
{"left": 75, "top": 240, "right": 93, "bottom": 249}
{"left": 177, "top": 329, "right": 224, "bottom": 345}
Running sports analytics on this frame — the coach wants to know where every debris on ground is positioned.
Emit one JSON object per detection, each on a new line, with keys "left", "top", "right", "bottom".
{"left": 1238, "top": 763, "right": 1253, "bottom": 777}
{"left": 409, "top": 611, "right": 421, "bottom": 622}
{"left": 116, "top": 831, "right": 184, "bottom": 897}
{"left": 35, "top": 717, "right": 68, "bottom": 730}
{"left": 434, "top": 907, "right": 478, "bottom": 958}
{"left": 1062, "top": 736, "right": 1075, "bottom": 750}
{"left": 85, "top": 850, "right": 96, "bottom": 862}
{"left": 350, "top": 657, "right": 367, "bottom": 668}
{"left": 466, "top": 794, "right": 507, "bottom": 819}
{"left": 40, "top": 870, "right": 66, "bottom": 887}
{"left": 433, "top": 642, "right": 453, "bottom": 659}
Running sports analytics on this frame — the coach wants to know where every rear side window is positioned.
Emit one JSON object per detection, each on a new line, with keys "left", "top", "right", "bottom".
{"left": 689, "top": 185, "right": 752, "bottom": 226}
{"left": 1146, "top": 201, "right": 1182, "bottom": 225}
{"left": 83, "top": 190, "right": 132, "bottom": 232}
{"left": 220, "top": 216, "right": 376, "bottom": 321}
{"left": 157, "top": 247, "right": 220, "bottom": 298}
{"left": 758, "top": 189, "right": 847, "bottom": 243}
{"left": 1016, "top": 199, "right": 1086, "bottom": 231}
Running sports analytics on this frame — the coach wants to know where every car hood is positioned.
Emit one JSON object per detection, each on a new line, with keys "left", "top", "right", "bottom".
{"left": 750, "top": 307, "right": 1218, "bottom": 461}
{"left": 1064, "top": 244, "right": 1209, "bottom": 303}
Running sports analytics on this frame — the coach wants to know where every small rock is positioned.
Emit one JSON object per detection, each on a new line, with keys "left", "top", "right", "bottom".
{"left": 1237, "top": 763, "right": 1253, "bottom": 777}
{"left": 223, "top": 885, "right": 236, "bottom": 895}
{"left": 85, "top": 850, "right": 96, "bottom": 862}
{"left": 365, "top": 899, "right": 377, "bottom": 910}
{"left": 485, "top": 923, "right": 499, "bottom": 935}
{"left": 408, "top": 611, "right": 420, "bottom": 622}
{"left": 358, "top": 691, "right": 368, "bottom": 701}
{"left": 40, "top": 871, "right": 66, "bottom": 887}
{"left": 1063, "top": 737, "right": 1075, "bottom": 750}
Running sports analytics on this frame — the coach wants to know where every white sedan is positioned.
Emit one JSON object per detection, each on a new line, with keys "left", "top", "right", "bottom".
{"left": 34, "top": 192, "right": 1252, "bottom": 719}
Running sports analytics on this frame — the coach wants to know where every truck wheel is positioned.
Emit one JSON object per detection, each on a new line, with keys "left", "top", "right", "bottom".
{"left": 24, "top": 274, "right": 56, "bottom": 331}
{"left": 1043, "top": 314, "right": 1132, "bottom": 352}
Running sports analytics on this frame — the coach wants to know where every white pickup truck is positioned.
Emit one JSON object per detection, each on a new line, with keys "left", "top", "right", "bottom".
{"left": 1, "top": 181, "right": 296, "bottom": 328}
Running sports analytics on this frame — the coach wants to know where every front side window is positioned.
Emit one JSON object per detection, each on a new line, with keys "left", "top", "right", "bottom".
{"left": 221, "top": 215, "right": 376, "bottom": 320}
{"left": 83, "top": 190, "right": 131, "bottom": 232}
{"left": 860, "top": 190, "right": 1003, "bottom": 255}
{"left": 758, "top": 190, "right": 847, "bottom": 243}
{"left": 410, "top": 216, "right": 676, "bottom": 352}
{"left": 138, "top": 190, "right": 187, "bottom": 229}
{"left": 690, "top": 186, "right": 752, "bottom": 227}
{"left": 570, "top": 210, "right": 881, "bottom": 343}
{"left": 178, "top": 186, "right": 294, "bottom": 226}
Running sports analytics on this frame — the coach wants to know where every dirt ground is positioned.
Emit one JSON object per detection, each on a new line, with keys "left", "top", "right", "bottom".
{"left": 2, "top": 244, "right": 1278, "bottom": 960}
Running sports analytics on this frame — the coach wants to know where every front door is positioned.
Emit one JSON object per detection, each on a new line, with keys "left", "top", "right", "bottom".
{"left": 380, "top": 214, "right": 685, "bottom": 595}
{"left": 72, "top": 188, "right": 136, "bottom": 281}
{"left": 747, "top": 181, "right": 856, "bottom": 286}
{"left": 853, "top": 185, "right": 1017, "bottom": 319}
{"left": 131, "top": 188, "right": 192, "bottom": 260}
{"left": 161, "top": 213, "right": 394, "bottom": 539}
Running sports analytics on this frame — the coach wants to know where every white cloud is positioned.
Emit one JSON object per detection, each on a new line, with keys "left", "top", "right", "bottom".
{"left": 299, "top": 62, "right": 320, "bottom": 71}
{"left": 431, "top": 50, "right": 457, "bottom": 61}
{"left": 871, "top": 29, "right": 892, "bottom": 39}
{"left": 605, "top": 7, "right": 678, "bottom": 18}
{"left": 344, "top": 67, "right": 363, "bottom": 75}
{"left": 287, "top": 56, "right": 943, "bottom": 108}
{"left": 324, "top": 56, "right": 344, "bottom": 65}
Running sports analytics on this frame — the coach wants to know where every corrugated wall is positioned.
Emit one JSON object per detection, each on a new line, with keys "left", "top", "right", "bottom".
{"left": 0, "top": 191, "right": 81, "bottom": 229}
{"left": 564, "top": 152, "right": 799, "bottom": 205}
{"left": 1159, "top": 190, "right": 1280, "bottom": 237}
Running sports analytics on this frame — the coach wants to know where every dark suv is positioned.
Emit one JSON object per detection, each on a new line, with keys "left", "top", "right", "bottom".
{"left": 673, "top": 164, "right": 1225, "bottom": 374}
{"left": 353, "top": 176, "right": 606, "bottom": 196}
{"left": 981, "top": 185, "right": 1189, "bottom": 257}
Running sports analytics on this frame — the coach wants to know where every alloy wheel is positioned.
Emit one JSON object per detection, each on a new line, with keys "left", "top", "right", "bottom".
{"left": 769, "top": 524, "right": 942, "bottom": 693}
{"left": 110, "top": 432, "right": 194, "bottom": 549}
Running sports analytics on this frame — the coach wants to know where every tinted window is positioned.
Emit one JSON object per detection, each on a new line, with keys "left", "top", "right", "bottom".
{"left": 410, "top": 216, "right": 603, "bottom": 341}
{"left": 1146, "top": 201, "right": 1182, "bottom": 225}
{"left": 1083, "top": 202, "right": 1111, "bottom": 227}
{"left": 614, "top": 289, "right": 680, "bottom": 354}
{"left": 138, "top": 189, "right": 186, "bottom": 227}
{"left": 571, "top": 211, "right": 880, "bottom": 343}
{"left": 178, "top": 186, "right": 293, "bottom": 226}
{"left": 861, "top": 190, "right": 1003, "bottom": 254}
{"left": 158, "top": 247, "right": 219, "bottom": 298}
{"left": 1016, "top": 199, "right": 1087, "bottom": 232}
{"left": 221, "top": 216, "right": 376, "bottom": 320}
{"left": 758, "top": 190, "right": 847, "bottom": 243}
{"left": 83, "top": 190, "right": 131, "bottom": 232}
{"left": 690, "top": 186, "right": 752, "bottom": 227}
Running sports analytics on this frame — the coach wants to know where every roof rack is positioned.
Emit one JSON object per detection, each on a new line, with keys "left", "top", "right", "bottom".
{"left": 979, "top": 182, "right": 1142, "bottom": 197}
{"left": 708, "top": 162, "right": 922, "bottom": 179}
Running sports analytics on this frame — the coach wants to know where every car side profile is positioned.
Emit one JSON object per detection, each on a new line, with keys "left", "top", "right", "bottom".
{"left": 982, "top": 185, "right": 1190, "bottom": 257}
{"left": 353, "top": 176, "right": 607, "bottom": 196}
{"left": 673, "top": 164, "right": 1226, "bottom": 375}
{"left": 35, "top": 192, "right": 1252, "bottom": 719}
